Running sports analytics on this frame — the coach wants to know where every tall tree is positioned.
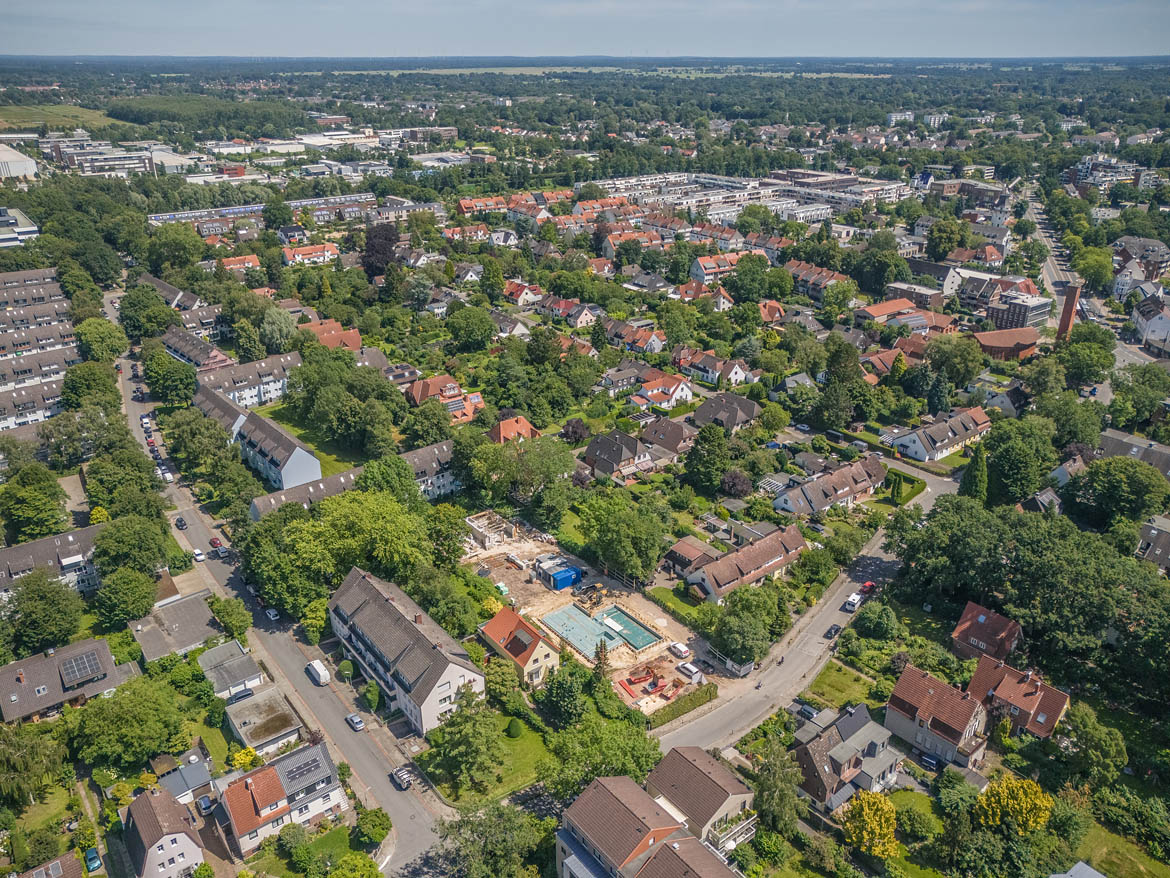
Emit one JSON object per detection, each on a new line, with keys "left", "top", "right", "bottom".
{"left": 0, "top": 723, "right": 66, "bottom": 808}
{"left": 754, "top": 740, "right": 807, "bottom": 836}
{"left": 684, "top": 423, "right": 731, "bottom": 494}
{"left": 7, "top": 570, "right": 84, "bottom": 656}
{"left": 430, "top": 686, "right": 505, "bottom": 796}
{"left": 438, "top": 802, "right": 546, "bottom": 878}
{"left": 842, "top": 790, "right": 899, "bottom": 859}
{"left": 75, "top": 318, "right": 129, "bottom": 363}
{"left": 69, "top": 675, "right": 186, "bottom": 769}
{"left": 958, "top": 443, "right": 988, "bottom": 505}
{"left": 93, "top": 568, "right": 157, "bottom": 628}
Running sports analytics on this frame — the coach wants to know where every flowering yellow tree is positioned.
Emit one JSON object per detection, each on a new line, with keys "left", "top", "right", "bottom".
{"left": 842, "top": 790, "right": 899, "bottom": 859}
{"left": 975, "top": 776, "right": 1053, "bottom": 835}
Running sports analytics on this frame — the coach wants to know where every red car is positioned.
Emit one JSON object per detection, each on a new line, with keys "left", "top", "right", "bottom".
{"left": 209, "top": 537, "right": 222, "bottom": 548}
{"left": 146, "top": 438, "right": 155, "bottom": 447}
{"left": 860, "top": 581, "right": 876, "bottom": 595}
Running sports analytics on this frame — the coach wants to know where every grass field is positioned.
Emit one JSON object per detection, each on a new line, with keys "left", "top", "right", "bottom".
{"left": 648, "top": 585, "right": 706, "bottom": 628}
{"left": 247, "top": 826, "right": 360, "bottom": 878}
{"left": 0, "top": 104, "right": 117, "bottom": 131}
{"left": 17, "top": 784, "right": 70, "bottom": 835}
{"left": 805, "top": 660, "right": 880, "bottom": 709}
{"left": 417, "top": 713, "right": 550, "bottom": 805}
{"left": 252, "top": 402, "right": 367, "bottom": 476}
{"left": 1077, "top": 822, "right": 1170, "bottom": 878}
{"left": 184, "top": 718, "right": 230, "bottom": 769}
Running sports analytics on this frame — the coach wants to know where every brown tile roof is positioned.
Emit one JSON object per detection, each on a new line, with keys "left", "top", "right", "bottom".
{"left": 223, "top": 765, "right": 288, "bottom": 837}
{"left": 125, "top": 789, "right": 201, "bottom": 874}
{"left": 951, "top": 601, "right": 1021, "bottom": 657}
{"left": 633, "top": 835, "right": 738, "bottom": 878}
{"left": 967, "top": 655, "right": 1069, "bottom": 738}
{"left": 564, "top": 776, "right": 682, "bottom": 869}
{"left": 888, "top": 665, "right": 981, "bottom": 745}
{"left": 646, "top": 747, "right": 750, "bottom": 830}
{"left": 480, "top": 607, "right": 552, "bottom": 669}
{"left": 694, "top": 524, "right": 806, "bottom": 597}
{"left": 487, "top": 415, "right": 540, "bottom": 444}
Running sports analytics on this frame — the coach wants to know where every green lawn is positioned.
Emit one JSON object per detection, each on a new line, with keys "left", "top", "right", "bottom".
{"left": 937, "top": 449, "right": 970, "bottom": 471}
{"left": 1077, "top": 821, "right": 1170, "bottom": 878}
{"left": 417, "top": 713, "right": 550, "bottom": 805}
{"left": 184, "top": 718, "right": 229, "bottom": 769}
{"left": 253, "top": 402, "right": 368, "bottom": 477}
{"left": 890, "top": 789, "right": 944, "bottom": 836}
{"left": 648, "top": 585, "right": 705, "bottom": 628}
{"left": 247, "top": 826, "right": 360, "bottom": 878}
{"left": 17, "top": 784, "right": 71, "bottom": 834}
{"left": 883, "top": 844, "right": 947, "bottom": 878}
{"left": 890, "top": 599, "right": 950, "bottom": 646}
{"left": 805, "top": 660, "right": 880, "bottom": 709}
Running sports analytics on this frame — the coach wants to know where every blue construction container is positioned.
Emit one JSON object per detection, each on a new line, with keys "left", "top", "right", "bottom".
{"left": 549, "top": 567, "right": 578, "bottom": 590}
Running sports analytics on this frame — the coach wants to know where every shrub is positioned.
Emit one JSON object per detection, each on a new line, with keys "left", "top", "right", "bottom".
{"left": 354, "top": 807, "right": 392, "bottom": 846}
{"left": 338, "top": 660, "right": 354, "bottom": 681}
{"left": 505, "top": 717, "right": 523, "bottom": 738}
{"left": 648, "top": 683, "right": 718, "bottom": 730}
{"left": 896, "top": 804, "right": 939, "bottom": 841}
{"left": 278, "top": 822, "right": 309, "bottom": 856}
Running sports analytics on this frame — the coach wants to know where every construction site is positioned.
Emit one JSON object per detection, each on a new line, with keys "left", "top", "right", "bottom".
{"left": 461, "top": 511, "right": 708, "bottom": 717}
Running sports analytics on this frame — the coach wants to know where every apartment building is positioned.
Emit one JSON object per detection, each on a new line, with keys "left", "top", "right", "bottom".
{"left": 0, "top": 523, "right": 104, "bottom": 596}
{"left": 0, "top": 323, "right": 75, "bottom": 360}
{"left": 0, "top": 268, "right": 64, "bottom": 309}
{"left": 0, "top": 637, "right": 139, "bottom": 722}
{"left": 785, "top": 260, "right": 851, "bottom": 302}
{"left": 986, "top": 291, "right": 1050, "bottom": 330}
{"left": 0, "top": 207, "right": 39, "bottom": 248}
{"left": 162, "top": 326, "right": 236, "bottom": 372}
{"left": 0, "top": 346, "right": 79, "bottom": 392}
{"left": 197, "top": 352, "right": 303, "bottom": 408}
{"left": 248, "top": 467, "right": 363, "bottom": 521}
{"left": 0, "top": 379, "right": 63, "bottom": 431}
{"left": 329, "top": 567, "right": 484, "bottom": 735}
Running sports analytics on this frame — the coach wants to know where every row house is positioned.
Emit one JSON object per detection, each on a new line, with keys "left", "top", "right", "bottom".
{"left": 0, "top": 346, "right": 79, "bottom": 393}
{"left": 892, "top": 406, "right": 990, "bottom": 462}
{"left": 329, "top": 567, "right": 485, "bottom": 735}
{"left": 573, "top": 196, "right": 629, "bottom": 215}
{"left": 671, "top": 345, "right": 758, "bottom": 386}
{"left": 178, "top": 304, "right": 226, "bottom": 342}
{"left": 602, "top": 230, "right": 664, "bottom": 260}
{"left": 301, "top": 319, "right": 361, "bottom": 352}
{"left": 640, "top": 213, "right": 693, "bottom": 241}
{"left": 0, "top": 379, "right": 63, "bottom": 432}
{"left": 197, "top": 351, "right": 304, "bottom": 408}
{"left": 457, "top": 195, "right": 509, "bottom": 214}
{"left": 686, "top": 525, "right": 807, "bottom": 603}
{"left": 0, "top": 300, "right": 71, "bottom": 332}
{"left": 742, "top": 232, "right": 795, "bottom": 264}
{"left": 248, "top": 467, "right": 363, "bottom": 521}
{"left": 162, "top": 326, "right": 236, "bottom": 372}
{"left": 772, "top": 454, "right": 886, "bottom": 516}
{"left": 0, "top": 323, "right": 75, "bottom": 361}
{"left": 690, "top": 222, "right": 745, "bottom": 251}
{"left": 602, "top": 318, "right": 667, "bottom": 353}
{"left": 785, "top": 259, "right": 851, "bottom": 303}
{"left": 222, "top": 743, "right": 347, "bottom": 857}
{"left": 281, "top": 243, "right": 339, "bottom": 266}
{"left": 400, "top": 439, "right": 460, "bottom": 500}
{"left": 689, "top": 249, "right": 768, "bottom": 285}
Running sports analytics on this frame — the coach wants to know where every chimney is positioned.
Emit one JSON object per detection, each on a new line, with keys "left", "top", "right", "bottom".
{"left": 15, "top": 671, "right": 23, "bottom": 684}
{"left": 414, "top": 613, "right": 423, "bottom": 624}
{"left": 1024, "top": 669, "right": 1033, "bottom": 681}
{"left": 244, "top": 779, "right": 252, "bottom": 789}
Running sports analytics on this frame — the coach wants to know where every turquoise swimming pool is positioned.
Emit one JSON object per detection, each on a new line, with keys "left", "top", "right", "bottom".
{"left": 542, "top": 604, "right": 661, "bottom": 656}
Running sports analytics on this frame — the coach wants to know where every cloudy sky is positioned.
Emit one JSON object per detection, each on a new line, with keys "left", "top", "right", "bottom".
{"left": 3, "top": 0, "right": 1168, "bottom": 58}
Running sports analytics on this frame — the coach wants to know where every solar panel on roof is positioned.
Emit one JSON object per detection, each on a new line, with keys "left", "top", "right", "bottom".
{"left": 283, "top": 754, "right": 321, "bottom": 786}
{"left": 60, "top": 650, "right": 101, "bottom": 685}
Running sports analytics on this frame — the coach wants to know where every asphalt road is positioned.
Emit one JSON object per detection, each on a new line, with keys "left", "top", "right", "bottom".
{"left": 109, "top": 330, "right": 442, "bottom": 876}
{"left": 658, "top": 464, "right": 958, "bottom": 752}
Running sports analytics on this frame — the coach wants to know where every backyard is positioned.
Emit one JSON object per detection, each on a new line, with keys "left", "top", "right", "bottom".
{"left": 247, "top": 825, "right": 361, "bottom": 878}
{"left": 416, "top": 712, "right": 550, "bottom": 805}
{"left": 803, "top": 659, "right": 882, "bottom": 710}
{"left": 252, "top": 402, "right": 368, "bottom": 476}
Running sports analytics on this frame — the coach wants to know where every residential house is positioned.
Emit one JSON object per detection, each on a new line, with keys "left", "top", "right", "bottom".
{"left": 785, "top": 260, "right": 851, "bottom": 302}
{"left": 689, "top": 249, "right": 768, "bottom": 285}
{"left": 400, "top": 439, "right": 460, "bottom": 500}
{"left": 885, "top": 665, "right": 988, "bottom": 768}
{"left": 892, "top": 407, "right": 990, "bottom": 462}
{"left": 555, "top": 775, "right": 740, "bottom": 878}
{"left": 566, "top": 302, "right": 604, "bottom": 328}
{"left": 602, "top": 318, "right": 667, "bottom": 354}
{"left": 793, "top": 703, "right": 902, "bottom": 812}
{"left": 663, "top": 536, "right": 723, "bottom": 577}
{"left": 966, "top": 379, "right": 1027, "bottom": 418}
{"left": 0, "top": 379, "right": 64, "bottom": 431}
{"left": 1050, "top": 865, "right": 1107, "bottom": 878}
{"left": 758, "top": 299, "right": 785, "bottom": 325}
{"left": 384, "top": 363, "right": 422, "bottom": 388}
{"left": 0, "top": 324, "right": 76, "bottom": 361}
{"left": 686, "top": 524, "right": 807, "bottom": 603}
{"left": 137, "top": 273, "right": 205, "bottom": 311}
{"left": 967, "top": 655, "right": 1069, "bottom": 739}
{"left": 0, "top": 522, "right": 104, "bottom": 595}
{"left": 0, "top": 638, "right": 139, "bottom": 722}
{"left": 644, "top": 746, "right": 756, "bottom": 853}
{"left": 479, "top": 607, "right": 559, "bottom": 687}
{"left": 18, "top": 855, "right": 82, "bottom": 878}
{"left": 281, "top": 243, "right": 339, "bottom": 265}
{"left": 488, "top": 415, "right": 540, "bottom": 444}
{"left": 490, "top": 310, "right": 532, "bottom": 340}
{"left": 537, "top": 296, "right": 580, "bottom": 321}
{"left": 277, "top": 226, "right": 308, "bottom": 245}
{"left": 0, "top": 346, "right": 79, "bottom": 393}
{"left": 1132, "top": 294, "right": 1170, "bottom": 351}
{"left": 1098, "top": 428, "right": 1170, "bottom": 481}
{"left": 584, "top": 430, "right": 654, "bottom": 478}
{"left": 885, "top": 281, "right": 946, "bottom": 310}
{"left": 197, "top": 640, "right": 265, "bottom": 699}
{"left": 772, "top": 454, "right": 886, "bottom": 516}
{"left": 224, "top": 686, "right": 302, "bottom": 757}
{"left": 602, "top": 230, "right": 663, "bottom": 260}
{"left": 405, "top": 374, "right": 484, "bottom": 424}
{"left": 162, "top": 326, "right": 236, "bottom": 373}
{"left": 672, "top": 346, "right": 758, "bottom": 387}
{"left": 503, "top": 280, "right": 544, "bottom": 308}
{"left": 854, "top": 298, "right": 917, "bottom": 326}
{"left": 222, "top": 743, "right": 346, "bottom": 856}
{"left": 629, "top": 372, "right": 693, "bottom": 411}
{"left": 587, "top": 257, "right": 615, "bottom": 278}
{"left": 1137, "top": 515, "right": 1170, "bottom": 572}
{"left": 950, "top": 601, "right": 1022, "bottom": 662}
{"left": 300, "top": 319, "right": 361, "bottom": 352}
{"left": 248, "top": 467, "right": 363, "bottom": 520}
{"left": 124, "top": 789, "right": 204, "bottom": 878}
{"left": 329, "top": 567, "right": 485, "bottom": 735}
{"left": 640, "top": 415, "right": 697, "bottom": 459}
{"left": 692, "top": 392, "right": 761, "bottom": 433}
{"left": 453, "top": 262, "right": 483, "bottom": 284}
{"left": 130, "top": 590, "right": 221, "bottom": 663}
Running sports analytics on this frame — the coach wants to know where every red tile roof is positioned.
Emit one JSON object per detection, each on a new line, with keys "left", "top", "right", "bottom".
{"left": 889, "top": 665, "right": 982, "bottom": 745}
{"left": 223, "top": 766, "right": 288, "bottom": 837}
{"left": 951, "top": 601, "right": 1022, "bottom": 659}
{"left": 967, "top": 655, "right": 1068, "bottom": 738}
{"left": 487, "top": 415, "right": 540, "bottom": 444}
{"left": 480, "top": 608, "right": 552, "bottom": 669}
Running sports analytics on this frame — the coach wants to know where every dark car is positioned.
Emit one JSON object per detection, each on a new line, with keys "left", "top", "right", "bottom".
{"left": 175, "top": 517, "right": 187, "bottom": 530}
{"left": 824, "top": 624, "right": 842, "bottom": 639}
{"left": 797, "top": 703, "right": 820, "bottom": 721}
{"left": 150, "top": 448, "right": 162, "bottom": 459}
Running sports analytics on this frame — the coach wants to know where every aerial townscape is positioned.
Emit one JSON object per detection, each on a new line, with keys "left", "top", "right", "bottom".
{"left": 3, "top": 18, "right": 1170, "bottom": 878}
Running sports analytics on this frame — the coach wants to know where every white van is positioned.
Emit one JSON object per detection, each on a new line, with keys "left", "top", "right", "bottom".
{"left": 668, "top": 642, "right": 690, "bottom": 659}
{"left": 306, "top": 659, "right": 331, "bottom": 685}
{"left": 844, "top": 593, "right": 863, "bottom": 612}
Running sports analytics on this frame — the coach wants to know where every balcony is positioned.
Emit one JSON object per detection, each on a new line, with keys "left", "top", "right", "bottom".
{"left": 708, "top": 809, "right": 758, "bottom": 852}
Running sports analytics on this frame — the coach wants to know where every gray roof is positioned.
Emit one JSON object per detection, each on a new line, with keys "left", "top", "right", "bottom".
{"left": 270, "top": 742, "right": 336, "bottom": 796}
{"left": 198, "top": 640, "right": 263, "bottom": 693}
{"left": 0, "top": 345, "right": 80, "bottom": 386}
{"left": 1138, "top": 515, "right": 1170, "bottom": 568}
{"left": 162, "top": 325, "right": 227, "bottom": 367}
{"left": 329, "top": 567, "right": 479, "bottom": 708}
{"left": 224, "top": 685, "right": 302, "bottom": 748}
{"left": 0, "top": 300, "right": 72, "bottom": 332}
{"left": 774, "top": 455, "right": 886, "bottom": 515}
{"left": 1099, "top": 428, "right": 1170, "bottom": 480}
{"left": 1051, "top": 864, "right": 1108, "bottom": 878}
{"left": 0, "top": 637, "right": 139, "bottom": 722}
{"left": 125, "top": 789, "right": 202, "bottom": 876}
{"left": 585, "top": 429, "right": 648, "bottom": 474}
{"left": 640, "top": 415, "right": 696, "bottom": 454}
{"left": 197, "top": 351, "right": 303, "bottom": 397}
{"left": 159, "top": 762, "right": 212, "bottom": 799}
{"left": 237, "top": 409, "right": 313, "bottom": 470}
{"left": 192, "top": 385, "right": 248, "bottom": 434}
{"left": 0, "top": 523, "right": 103, "bottom": 587}
{"left": 249, "top": 466, "right": 363, "bottom": 518}
{"left": 693, "top": 392, "right": 761, "bottom": 431}
{"left": 130, "top": 590, "right": 221, "bottom": 663}
{"left": 0, "top": 378, "right": 63, "bottom": 418}
{"left": 400, "top": 439, "right": 454, "bottom": 480}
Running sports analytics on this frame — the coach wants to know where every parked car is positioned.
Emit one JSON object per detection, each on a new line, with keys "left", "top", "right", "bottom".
{"left": 860, "top": 581, "right": 875, "bottom": 595}
{"left": 797, "top": 703, "right": 820, "bottom": 721}
{"left": 668, "top": 642, "right": 691, "bottom": 659}
{"left": 209, "top": 537, "right": 222, "bottom": 548}
{"left": 345, "top": 713, "right": 365, "bottom": 732}
{"left": 163, "top": 472, "right": 174, "bottom": 483}
{"left": 844, "top": 593, "right": 863, "bottom": 611}
{"left": 216, "top": 546, "right": 230, "bottom": 560}
{"left": 391, "top": 767, "right": 414, "bottom": 790}
{"left": 175, "top": 516, "right": 187, "bottom": 530}
{"left": 265, "top": 608, "right": 280, "bottom": 622}
{"left": 824, "top": 624, "right": 842, "bottom": 639}
{"left": 192, "top": 549, "right": 205, "bottom": 562}
{"left": 226, "top": 689, "right": 253, "bottom": 705}
{"left": 796, "top": 423, "right": 811, "bottom": 432}
{"left": 146, "top": 438, "right": 155, "bottom": 447}
{"left": 919, "top": 753, "right": 940, "bottom": 771}
{"left": 197, "top": 795, "right": 214, "bottom": 816}
{"left": 84, "top": 848, "right": 101, "bottom": 873}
